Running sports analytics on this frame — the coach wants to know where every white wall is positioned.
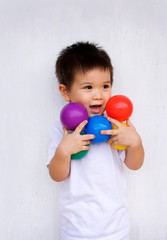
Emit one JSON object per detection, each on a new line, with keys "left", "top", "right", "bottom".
{"left": 1, "top": 0, "right": 167, "bottom": 239}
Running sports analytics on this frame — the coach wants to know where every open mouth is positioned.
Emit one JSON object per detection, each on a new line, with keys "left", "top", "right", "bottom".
{"left": 90, "top": 105, "right": 102, "bottom": 114}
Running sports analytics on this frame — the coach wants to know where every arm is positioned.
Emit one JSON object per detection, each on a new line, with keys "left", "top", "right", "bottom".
{"left": 48, "top": 120, "right": 95, "bottom": 182}
{"left": 124, "top": 128, "right": 144, "bottom": 170}
{"left": 101, "top": 118, "right": 144, "bottom": 170}
{"left": 48, "top": 145, "right": 71, "bottom": 182}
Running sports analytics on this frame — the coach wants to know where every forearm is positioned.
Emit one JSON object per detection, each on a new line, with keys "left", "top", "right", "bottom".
{"left": 124, "top": 138, "right": 144, "bottom": 170}
{"left": 49, "top": 146, "right": 71, "bottom": 182}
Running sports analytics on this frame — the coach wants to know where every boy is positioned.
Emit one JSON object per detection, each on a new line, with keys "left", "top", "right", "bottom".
{"left": 47, "top": 42, "right": 144, "bottom": 240}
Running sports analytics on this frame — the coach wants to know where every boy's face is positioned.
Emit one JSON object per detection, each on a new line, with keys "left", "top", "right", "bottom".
{"left": 60, "top": 69, "right": 112, "bottom": 118}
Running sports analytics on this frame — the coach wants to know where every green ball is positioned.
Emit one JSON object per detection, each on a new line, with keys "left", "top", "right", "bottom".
{"left": 71, "top": 145, "right": 89, "bottom": 160}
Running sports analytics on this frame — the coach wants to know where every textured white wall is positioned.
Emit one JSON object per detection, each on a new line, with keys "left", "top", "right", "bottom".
{"left": 1, "top": 0, "right": 167, "bottom": 239}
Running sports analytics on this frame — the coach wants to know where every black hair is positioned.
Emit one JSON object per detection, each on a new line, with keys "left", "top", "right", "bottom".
{"left": 56, "top": 41, "right": 113, "bottom": 90}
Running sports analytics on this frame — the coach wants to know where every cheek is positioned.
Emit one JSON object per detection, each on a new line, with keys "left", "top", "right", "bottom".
{"left": 79, "top": 99, "right": 89, "bottom": 107}
{"left": 104, "top": 93, "right": 111, "bottom": 101}
{"left": 77, "top": 94, "right": 90, "bottom": 103}
{"left": 70, "top": 91, "right": 84, "bottom": 102}
{"left": 71, "top": 94, "right": 89, "bottom": 107}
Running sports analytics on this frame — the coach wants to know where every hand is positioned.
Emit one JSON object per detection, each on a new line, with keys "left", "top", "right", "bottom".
{"left": 101, "top": 117, "right": 141, "bottom": 148}
{"left": 59, "top": 120, "right": 95, "bottom": 156}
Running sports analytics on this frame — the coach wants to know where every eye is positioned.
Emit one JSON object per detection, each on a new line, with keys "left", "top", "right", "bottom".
{"left": 103, "top": 84, "right": 110, "bottom": 89}
{"left": 84, "top": 85, "right": 92, "bottom": 89}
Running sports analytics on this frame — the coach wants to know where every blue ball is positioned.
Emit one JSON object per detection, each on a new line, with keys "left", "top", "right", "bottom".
{"left": 84, "top": 115, "right": 112, "bottom": 143}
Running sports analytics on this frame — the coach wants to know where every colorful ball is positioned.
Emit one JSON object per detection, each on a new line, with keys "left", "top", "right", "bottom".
{"left": 106, "top": 95, "right": 133, "bottom": 122}
{"left": 60, "top": 102, "right": 89, "bottom": 131}
{"left": 71, "top": 148, "right": 89, "bottom": 160}
{"left": 84, "top": 115, "right": 112, "bottom": 143}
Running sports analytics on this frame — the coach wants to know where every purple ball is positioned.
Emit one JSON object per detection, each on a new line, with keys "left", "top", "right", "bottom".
{"left": 60, "top": 102, "right": 89, "bottom": 131}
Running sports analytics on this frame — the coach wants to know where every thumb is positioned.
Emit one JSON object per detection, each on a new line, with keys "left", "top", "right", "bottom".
{"left": 62, "top": 127, "right": 69, "bottom": 136}
{"left": 126, "top": 119, "right": 133, "bottom": 127}
{"left": 126, "top": 119, "right": 130, "bottom": 127}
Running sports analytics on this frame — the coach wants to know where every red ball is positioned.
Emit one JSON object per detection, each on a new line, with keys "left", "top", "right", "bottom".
{"left": 106, "top": 95, "right": 133, "bottom": 122}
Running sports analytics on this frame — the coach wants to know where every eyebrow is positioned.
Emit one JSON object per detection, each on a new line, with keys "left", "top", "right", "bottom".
{"left": 80, "top": 80, "right": 111, "bottom": 85}
{"left": 80, "top": 81, "right": 92, "bottom": 85}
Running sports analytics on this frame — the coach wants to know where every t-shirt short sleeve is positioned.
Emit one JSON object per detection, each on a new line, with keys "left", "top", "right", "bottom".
{"left": 47, "top": 120, "right": 64, "bottom": 166}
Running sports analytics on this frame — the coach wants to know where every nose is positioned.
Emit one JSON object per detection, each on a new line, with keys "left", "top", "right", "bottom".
{"left": 93, "top": 88, "right": 103, "bottom": 100}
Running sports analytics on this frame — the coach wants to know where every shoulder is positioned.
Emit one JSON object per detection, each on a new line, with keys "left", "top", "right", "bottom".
{"left": 50, "top": 119, "right": 63, "bottom": 131}
{"left": 49, "top": 120, "right": 64, "bottom": 139}
{"left": 47, "top": 120, "right": 64, "bottom": 166}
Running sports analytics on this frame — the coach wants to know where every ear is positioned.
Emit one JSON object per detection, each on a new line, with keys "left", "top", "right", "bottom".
{"left": 59, "top": 84, "right": 71, "bottom": 102}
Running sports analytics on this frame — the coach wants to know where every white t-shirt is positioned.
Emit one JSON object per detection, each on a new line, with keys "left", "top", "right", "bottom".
{"left": 47, "top": 120, "right": 130, "bottom": 240}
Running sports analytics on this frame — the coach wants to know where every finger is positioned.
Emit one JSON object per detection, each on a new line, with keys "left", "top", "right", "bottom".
{"left": 107, "top": 117, "right": 122, "bottom": 128}
{"left": 81, "top": 145, "right": 90, "bottom": 151}
{"left": 83, "top": 140, "right": 91, "bottom": 145}
{"left": 101, "top": 129, "right": 118, "bottom": 136}
{"left": 108, "top": 136, "right": 117, "bottom": 144}
{"left": 109, "top": 136, "right": 117, "bottom": 142}
{"left": 75, "top": 120, "right": 88, "bottom": 133}
{"left": 81, "top": 134, "right": 95, "bottom": 140}
{"left": 63, "top": 127, "right": 69, "bottom": 136}
{"left": 126, "top": 119, "right": 135, "bottom": 129}
{"left": 108, "top": 140, "right": 116, "bottom": 145}
{"left": 110, "top": 141, "right": 119, "bottom": 147}
{"left": 109, "top": 138, "right": 120, "bottom": 146}
{"left": 126, "top": 119, "right": 131, "bottom": 127}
